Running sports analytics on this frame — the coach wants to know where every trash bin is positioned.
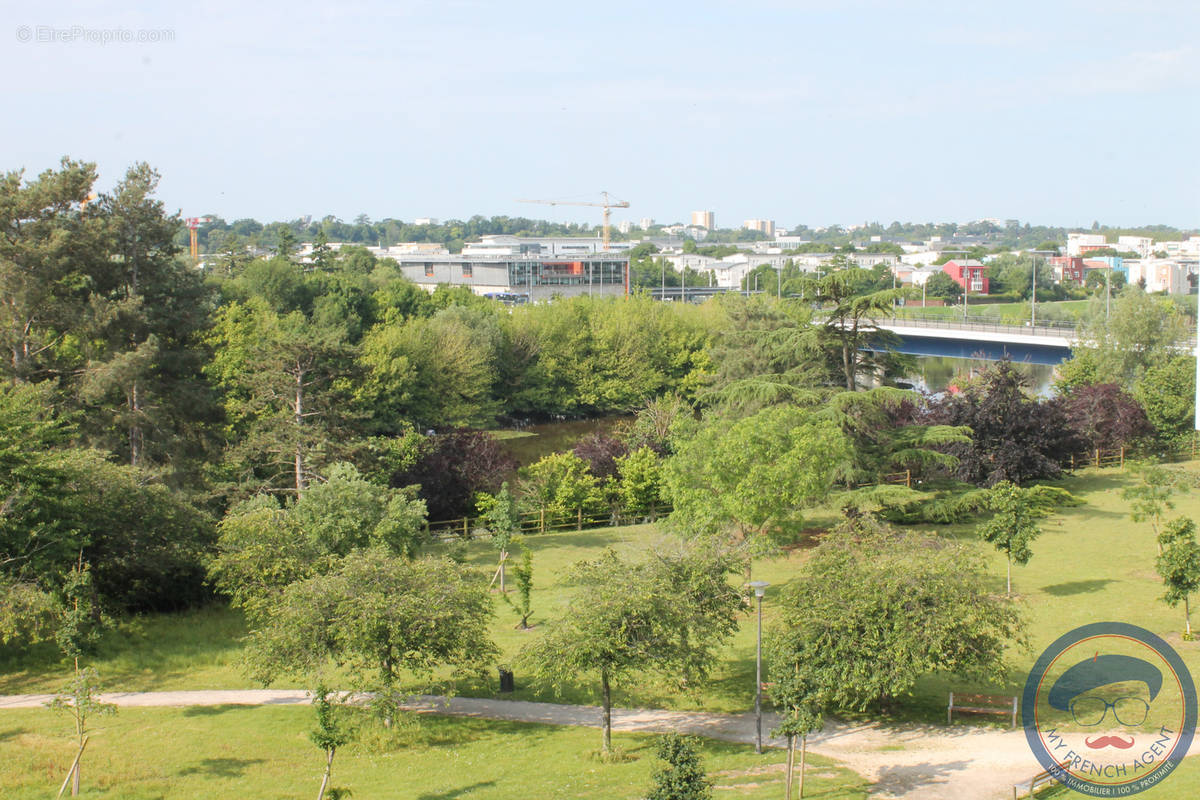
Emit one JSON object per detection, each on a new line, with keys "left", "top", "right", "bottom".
{"left": 498, "top": 667, "right": 515, "bottom": 693}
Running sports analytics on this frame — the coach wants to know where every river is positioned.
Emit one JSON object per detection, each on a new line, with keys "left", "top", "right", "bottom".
{"left": 900, "top": 354, "right": 1058, "bottom": 397}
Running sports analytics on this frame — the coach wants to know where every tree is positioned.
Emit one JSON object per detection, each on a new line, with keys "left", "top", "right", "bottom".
{"left": 1062, "top": 383, "right": 1152, "bottom": 450}
{"left": 1123, "top": 462, "right": 1182, "bottom": 555}
{"left": 521, "top": 547, "right": 743, "bottom": 753}
{"left": 0, "top": 158, "right": 103, "bottom": 381}
{"left": 647, "top": 734, "right": 712, "bottom": 800}
{"left": 477, "top": 482, "right": 520, "bottom": 592}
{"left": 1077, "top": 286, "right": 1189, "bottom": 385}
{"left": 503, "top": 545, "right": 534, "bottom": 629}
{"left": 663, "top": 406, "right": 851, "bottom": 553}
{"left": 700, "top": 296, "right": 826, "bottom": 416}
{"left": 47, "top": 667, "right": 116, "bottom": 796}
{"left": 1135, "top": 355, "right": 1196, "bottom": 445}
{"left": 390, "top": 430, "right": 516, "bottom": 520}
{"left": 519, "top": 452, "right": 602, "bottom": 527}
{"left": 925, "top": 361, "right": 1086, "bottom": 486}
{"left": 1156, "top": 519, "right": 1200, "bottom": 638}
{"left": 614, "top": 446, "right": 665, "bottom": 522}
{"left": 209, "top": 464, "right": 428, "bottom": 620}
{"left": 310, "top": 686, "right": 350, "bottom": 800}
{"left": 923, "top": 271, "right": 962, "bottom": 301}
{"left": 245, "top": 549, "right": 496, "bottom": 721}
{"left": 206, "top": 299, "right": 357, "bottom": 496}
{"left": 82, "top": 162, "right": 213, "bottom": 477}
{"left": 769, "top": 517, "right": 1023, "bottom": 713}
{"left": 805, "top": 266, "right": 905, "bottom": 391}
{"left": 977, "top": 481, "right": 1045, "bottom": 595}
{"left": 766, "top": 666, "right": 826, "bottom": 800}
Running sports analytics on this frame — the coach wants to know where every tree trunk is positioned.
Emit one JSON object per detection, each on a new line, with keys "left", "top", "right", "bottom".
{"left": 1006, "top": 554, "right": 1012, "bottom": 596}
{"left": 799, "top": 734, "right": 808, "bottom": 799}
{"left": 499, "top": 551, "right": 507, "bottom": 594}
{"left": 1186, "top": 596, "right": 1192, "bottom": 638}
{"left": 129, "top": 379, "right": 142, "bottom": 468}
{"left": 601, "top": 668, "right": 612, "bottom": 754}
{"left": 785, "top": 735, "right": 795, "bottom": 800}
{"left": 316, "top": 747, "right": 335, "bottom": 800}
{"left": 294, "top": 371, "right": 306, "bottom": 496}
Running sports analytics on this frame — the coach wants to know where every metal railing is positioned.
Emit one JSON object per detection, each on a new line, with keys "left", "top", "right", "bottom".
{"left": 882, "top": 315, "right": 1078, "bottom": 338}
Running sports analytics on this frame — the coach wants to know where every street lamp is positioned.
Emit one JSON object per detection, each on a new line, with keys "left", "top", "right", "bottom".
{"left": 749, "top": 580, "right": 770, "bottom": 754}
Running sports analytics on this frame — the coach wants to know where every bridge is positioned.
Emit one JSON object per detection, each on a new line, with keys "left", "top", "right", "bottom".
{"left": 877, "top": 316, "right": 1076, "bottom": 365}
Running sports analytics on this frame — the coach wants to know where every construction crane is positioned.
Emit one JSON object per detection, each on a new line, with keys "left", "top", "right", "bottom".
{"left": 516, "top": 191, "right": 630, "bottom": 252}
{"left": 184, "top": 216, "right": 213, "bottom": 261}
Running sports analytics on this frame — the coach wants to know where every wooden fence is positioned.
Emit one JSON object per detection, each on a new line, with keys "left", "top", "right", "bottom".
{"left": 1064, "top": 435, "right": 1200, "bottom": 472}
{"left": 426, "top": 504, "right": 670, "bottom": 540}
{"left": 426, "top": 471, "right": 913, "bottom": 541}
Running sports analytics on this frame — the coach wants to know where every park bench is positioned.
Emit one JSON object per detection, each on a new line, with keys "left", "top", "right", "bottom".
{"left": 946, "top": 692, "right": 1018, "bottom": 728}
{"left": 1012, "top": 760, "right": 1069, "bottom": 799}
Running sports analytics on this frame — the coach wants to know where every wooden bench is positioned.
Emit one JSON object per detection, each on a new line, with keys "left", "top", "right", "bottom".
{"left": 1013, "top": 761, "right": 1069, "bottom": 800}
{"left": 947, "top": 692, "right": 1018, "bottom": 728}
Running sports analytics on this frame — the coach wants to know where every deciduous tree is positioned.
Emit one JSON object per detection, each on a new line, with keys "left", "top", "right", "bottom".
{"left": 521, "top": 547, "right": 742, "bottom": 753}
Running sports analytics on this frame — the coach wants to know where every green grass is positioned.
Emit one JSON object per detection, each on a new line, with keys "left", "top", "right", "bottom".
{"left": 895, "top": 299, "right": 1092, "bottom": 323}
{"left": 0, "top": 706, "right": 868, "bottom": 799}
{"left": 7, "top": 465, "right": 1200, "bottom": 728}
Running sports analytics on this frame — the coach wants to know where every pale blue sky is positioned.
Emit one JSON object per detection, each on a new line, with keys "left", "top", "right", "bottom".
{"left": 3, "top": 0, "right": 1197, "bottom": 229}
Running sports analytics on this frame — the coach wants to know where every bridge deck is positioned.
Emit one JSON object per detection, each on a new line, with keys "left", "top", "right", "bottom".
{"left": 878, "top": 317, "right": 1075, "bottom": 349}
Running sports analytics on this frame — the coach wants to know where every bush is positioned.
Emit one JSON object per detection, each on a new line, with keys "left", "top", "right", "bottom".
{"left": 648, "top": 734, "right": 711, "bottom": 800}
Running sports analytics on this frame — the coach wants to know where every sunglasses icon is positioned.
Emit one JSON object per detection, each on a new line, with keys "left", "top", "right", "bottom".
{"left": 1069, "top": 696, "right": 1150, "bottom": 727}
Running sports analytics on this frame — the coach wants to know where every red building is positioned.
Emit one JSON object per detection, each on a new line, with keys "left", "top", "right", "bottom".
{"left": 941, "top": 259, "right": 989, "bottom": 294}
{"left": 1049, "top": 256, "right": 1086, "bottom": 285}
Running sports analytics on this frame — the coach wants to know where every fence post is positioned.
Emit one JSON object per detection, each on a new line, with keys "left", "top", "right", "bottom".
{"left": 1119, "top": 447, "right": 1125, "bottom": 469}
{"left": 905, "top": 470, "right": 911, "bottom": 488}
{"left": 577, "top": 507, "right": 583, "bottom": 530}
{"left": 1094, "top": 449, "right": 1100, "bottom": 468}
{"left": 463, "top": 516, "right": 469, "bottom": 537}
{"left": 1070, "top": 453, "right": 1075, "bottom": 471}
{"left": 539, "top": 507, "right": 545, "bottom": 534}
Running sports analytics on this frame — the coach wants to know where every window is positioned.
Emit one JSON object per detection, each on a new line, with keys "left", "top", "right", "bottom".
{"left": 424, "top": 262, "right": 434, "bottom": 277}
{"left": 461, "top": 262, "right": 473, "bottom": 277}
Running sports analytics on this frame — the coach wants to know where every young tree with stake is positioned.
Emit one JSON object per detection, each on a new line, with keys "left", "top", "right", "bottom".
{"left": 977, "top": 481, "right": 1044, "bottom": 595}
{"left": 1157, "top": 518, "right": 1200, "bottom": 638}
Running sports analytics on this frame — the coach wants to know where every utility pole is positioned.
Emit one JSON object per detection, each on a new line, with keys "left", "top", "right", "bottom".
{"left": 1031, "top": 256, "right": 1037, "bottom": 327}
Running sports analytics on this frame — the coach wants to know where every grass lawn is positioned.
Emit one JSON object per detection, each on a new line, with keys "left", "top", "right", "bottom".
{"left": 894, "top": 299, "right": 1092, "bottom": 323}
{"left": 0, "top": 706, "right": 868, "bottom": 799}
{"left": 6, "top": 465, "right": 1200, "bottom": 728}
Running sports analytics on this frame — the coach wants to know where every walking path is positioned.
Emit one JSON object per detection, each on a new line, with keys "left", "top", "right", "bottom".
{"left": 0, "top": 690, "right": 1190, "bottom": 799}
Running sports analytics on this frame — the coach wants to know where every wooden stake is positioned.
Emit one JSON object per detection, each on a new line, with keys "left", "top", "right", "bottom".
{"left": 799, "top": 734, "right": 808, "bottom": 799}
{"left": 56, "top": 736, "right": 89, "bottom": 800}
{"left": 785, "top": 734, "right": 795, "bottom": 800}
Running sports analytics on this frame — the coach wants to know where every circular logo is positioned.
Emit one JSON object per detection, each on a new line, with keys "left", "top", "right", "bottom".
{"left": 1023, "top": 622, "right": 1196, "bottom": 796}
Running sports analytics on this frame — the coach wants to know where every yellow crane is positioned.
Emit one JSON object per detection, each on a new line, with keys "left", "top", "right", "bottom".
{"left": 516, "top": 191, "right": 630, "bottom": 251}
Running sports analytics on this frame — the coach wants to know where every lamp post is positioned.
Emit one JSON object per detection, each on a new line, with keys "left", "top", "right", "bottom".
{"left": 749, "top": 580, "right": 770, "bottom": 754}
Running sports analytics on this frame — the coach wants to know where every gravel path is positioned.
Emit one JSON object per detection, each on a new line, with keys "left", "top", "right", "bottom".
{"left": 0, "top": 689, "right": 1183, "bottom": 799}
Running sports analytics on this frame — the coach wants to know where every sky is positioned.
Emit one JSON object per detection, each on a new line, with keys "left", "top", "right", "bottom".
{"left": 2, "top": 0, "right": 1198, "bottom": 230}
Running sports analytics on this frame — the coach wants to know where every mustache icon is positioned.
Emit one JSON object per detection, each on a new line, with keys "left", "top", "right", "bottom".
{"left": 1085, "top": 735, "right": 1136, "bottom": 749}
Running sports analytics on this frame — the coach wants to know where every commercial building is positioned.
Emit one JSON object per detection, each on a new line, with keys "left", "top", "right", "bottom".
{"left": 691, "top": 210, "right": 715, "bottom": 229}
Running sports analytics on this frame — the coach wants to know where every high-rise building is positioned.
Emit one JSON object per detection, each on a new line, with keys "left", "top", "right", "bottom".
{"left": 743, "top": 219, "right": 775, "bottom": 237}
{"left": 617, "top": 220, "right": 633, "bottom": 234}
{"left": 639, "top": 217, "right": 655, "bottom": 230}
{"left": 691, "top": 210, "right": 715, "bottom": 229}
